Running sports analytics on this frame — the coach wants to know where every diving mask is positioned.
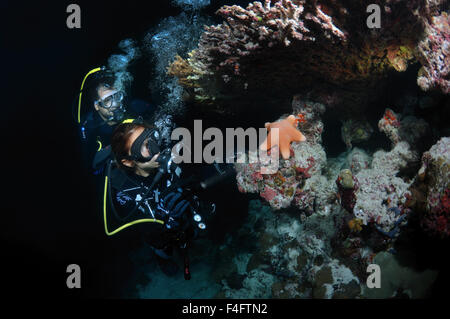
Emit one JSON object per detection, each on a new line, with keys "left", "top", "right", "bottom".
{"left": 97, "top": 91, "right": 124, "bottom": 109}
{"left": 125, "top": 128, "right": 161, "bottom": 163}
{"left": 97, "top": 90, "right": 126, "bottom": 122}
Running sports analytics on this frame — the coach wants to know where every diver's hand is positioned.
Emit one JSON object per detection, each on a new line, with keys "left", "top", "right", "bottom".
{"left": 162, "top": 191, "right": 190, "bottom": 218}
{"left": 141, "top": 153, "right": 160, "bottom": 170}
{"left": 160, "top": 190, "right": 191, "bottom": 230}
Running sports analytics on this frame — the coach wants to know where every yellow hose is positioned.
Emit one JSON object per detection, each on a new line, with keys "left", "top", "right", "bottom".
{"left": 77, "top": 67, "right": 102, "bottom": 123}
{"left": 103, "top": 175, "right": 164, "bottom": 236}
{"left": 96, "top": 140, "right": 103, "bottom": 152}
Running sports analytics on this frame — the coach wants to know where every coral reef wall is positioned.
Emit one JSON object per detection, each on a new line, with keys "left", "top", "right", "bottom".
{"left": 168, "top": 0, "right": 449, "bottom": 117}
{"left": 416, "top": 10, "right": 450, "bottom": 93}
{"left": 409, "top": 137, "right": 450, "bottom": 238}
{"left": 224, "top": 105, "right": 442, "bottom": 298}
{"left": 236, "top": 96, "right": 333, "bottom": 212}
{"left": 235, "top": 95, "right": 431, "bottom": 241}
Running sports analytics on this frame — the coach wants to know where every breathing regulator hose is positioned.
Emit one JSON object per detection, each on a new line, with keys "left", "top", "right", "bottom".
{"left": 77, "top": 66, "right": 104, "bottom": 124}
{"left": 103, "top": 160, "right": 164, "bottom": 236}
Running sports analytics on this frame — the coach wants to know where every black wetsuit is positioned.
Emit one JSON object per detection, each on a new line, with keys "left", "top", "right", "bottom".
{"left": 79, "top": 98, "right": 155, "bottom": 174}
{"left": 107, "top": 161, "right": 198, "bottom": 251}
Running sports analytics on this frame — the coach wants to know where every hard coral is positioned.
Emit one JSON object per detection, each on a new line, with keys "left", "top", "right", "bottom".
{"left": 336, "top": 169, "right": 359, "bottom": 213}
{"left": 416, "top": 11, "right": 450, "bottom": 94}
{"left": 341, "top": 119, "right": 374, "bottom": 149}
{"left": 378, "top": 108, "right": 402, "bottom": 145}
{"left": 348, "top": 218, "right": 363, "bottom": 233}
{"left": 351, "top": 112, "right": 420, "bottom": 239}
{"left": 378, "top": 108, "right": 431, "bottom": 147}
{"left": 346, "top": 148, "right": 371, "bottom": 175}
{"left": 235, "top": 96, "right": 331, "bottom": 211}
{"left": 168, "top": 0, "right": 443, "bottom": 117}
{"left": 417, "top": 137, "right": 450, "bottom": 238}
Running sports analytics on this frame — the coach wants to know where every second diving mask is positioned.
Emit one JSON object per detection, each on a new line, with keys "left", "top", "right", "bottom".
{"left": 98, "top": 90, "right": 126, "bottom": 122}
{"left": 97, "top": 91, "right": 124, "bottom": 109}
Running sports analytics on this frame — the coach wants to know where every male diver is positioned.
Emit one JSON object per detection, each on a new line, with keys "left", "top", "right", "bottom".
{"left": 75, "top": 69, "right": 156, "bottom": 174}
{"left": 104, "top": 122, "right": 216, "bottom": 278}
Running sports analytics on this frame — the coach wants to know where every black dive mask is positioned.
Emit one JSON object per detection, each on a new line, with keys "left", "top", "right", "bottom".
{"left": 126, "top": 128, "right": 161, "bottom": 162}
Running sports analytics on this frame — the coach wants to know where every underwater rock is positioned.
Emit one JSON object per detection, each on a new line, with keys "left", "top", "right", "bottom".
{"left": 346, "top": 148, "right": 371, "bottom": 174}
{"left": 361, "top": 251, "right": 438, "bottom": 298}
{"left": 223, "top": 269, "right": 276, "bottom": 298}
{"left": 309, "top": 259, "right": 360, "bottom": 299}
{"left": 246, "top": 253, "right": 268, "bottom": 273}
{"left": 371, "top": 141, "right": 418, "bottom": 175}
{"left": 296, "top": 252, "right": 309, "bottom": 271}
{"left": 341, "top": 119, "right": 373, "bottom": 149}
{"left": 378, "top": 108, "right": 402, "bottom": 146}
{"left": 348, "top": 218, "right": 364, "bottom": 233}
{"left": 271, "top": 281, "right": 292, "bottom": 299}
{"left": 397, "top": 116, "right": 431, "bottom": 148}
{"left": 295, "top": 174, "right": 336, "bottom": 216}
{"left": 167, "top": 0, "right": 445, "bottom": 118}
{"left": 337, "top": 169, "right": 354, "bottom": 189}
{"left": 258, "top": 232, "right": 277, "bottom": 251}
{"left": 314, "top": 266, "right": 333, "bottom": 286}
{"left": 236, "top": 96, "right": 333, "bottom": 212}
{"left": 332, "top": 280, "right": 361, "bottom": 299}
{"left": 352, "top": 141, "right": 417, "bottom": 238}
{"left": 336, "top": 169, "right": 359, "bottom": 213}
{"left": 313, "top": 255, "right": 324, "bottom": 267}
{"left": 235, "top": 142, "right": 326, "bottom": 210}
{"left": 416, "top": 10, "right": 450, "bottom": 94}
{"left": 229, "top": 199, "right": 362, "bottom": 299}
{"left": 210, "top": 246, "right": 239, "bottom": 283}
{"left": 378, "top": 108, "right": 431, "bottom": 147}
{"left": 416, "top": 137, "right": 450, "bottom": 238}
{"left": 291, "top": 96, "right": 326, "bottom": 145}
{"left": 225, "top": 272, "right": 246, "bottom": 290}
{"left": 312, "top": 266, "right": 333, "bottom": 299}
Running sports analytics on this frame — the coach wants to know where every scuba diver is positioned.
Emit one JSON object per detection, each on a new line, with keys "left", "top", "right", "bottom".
{"left": 74, "top": 68, "right": 156, "bottom": 175}
{"left": 104, "top": 121, "right": 220, "bottom": 278}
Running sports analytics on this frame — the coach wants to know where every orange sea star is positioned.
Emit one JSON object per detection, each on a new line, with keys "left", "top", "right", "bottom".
{"left": 260, "top": 115, "right": 306, "bottom": 159}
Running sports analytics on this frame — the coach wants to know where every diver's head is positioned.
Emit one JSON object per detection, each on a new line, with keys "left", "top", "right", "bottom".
{"left": 111, "top": 123, "right": 161, "bottom": 177}
{"left": 94, "top": 83, "right": 125, "bottom": 125}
